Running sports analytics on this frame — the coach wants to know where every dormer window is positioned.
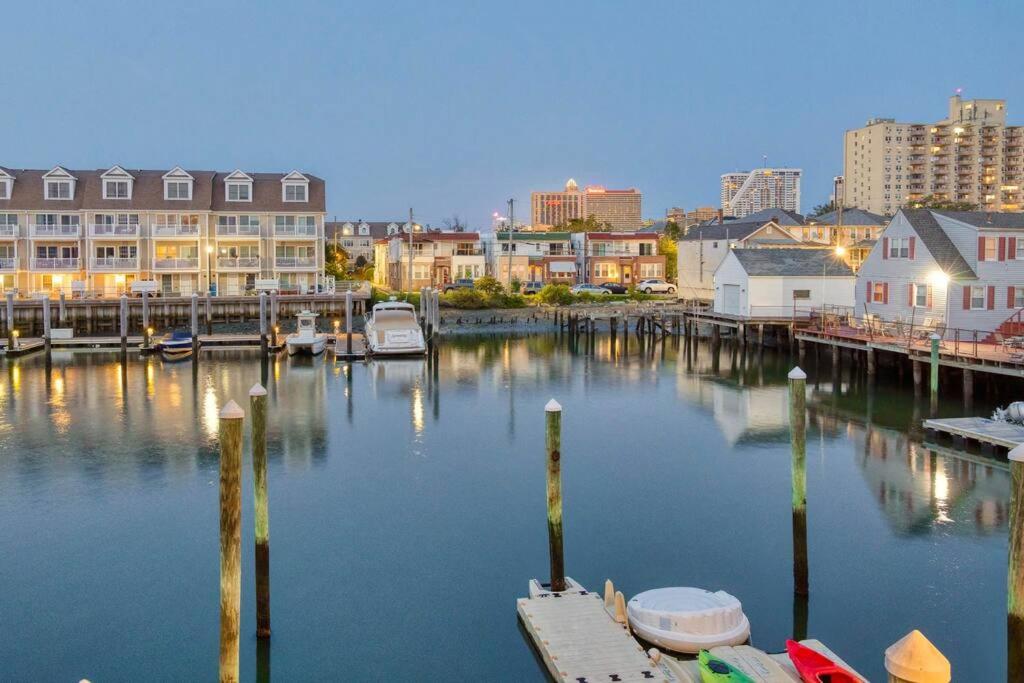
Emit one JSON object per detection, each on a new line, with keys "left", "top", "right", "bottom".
{"left": 281, "top": 171, "right": 309, "bottom": 203}
{"left": 47, "top": 180, "right": 72, "bottom": 200}
{"left": 104, "top": 180, "right": 130, "bottom": 199}
{"left": 163, "top": 167, "right": 194, "bottom": 201}
{"left": 342, "top": 222, "right": 354, "bottom": 236}
{"left": 224, "top": 170, "right": 253, "bottom": 202}
{"left": 358, "top": 222, "right": 369, "bottom": 236}
{"left": 0, "top": 179, "right": 9, "bottom": 200}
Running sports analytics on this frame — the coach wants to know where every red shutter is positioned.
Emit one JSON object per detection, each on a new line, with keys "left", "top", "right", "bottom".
{"left": 909, "top": 236, "right": 916, "bottom": 260}
{"left": 963, "top": 286, "right": 971, "bottom": 310}
{"left": 908, "top": 283, "right": 914, "bottom": 305}
{"left": 988, "top": 285, "right": 996, "bottom": 310}
{"left": 979, "top": 236, "right": 986, "bottom": 261}
{"left": 883, "top": 282, "right": 889, "bottom": 304}
{"left": 1011, "top": 237, "right": 1018, "bottom": 260}
{"left": 1010, "top": 286, "right": 1017, "bottom": 309}
{"left": 926, "top": 286, "right": 933, "bottom": 309}
{"left": 1000, "top": 237, "right": 1007, "bottom": 261}
{"left": 882, "top": 237, "right": 889, "bottom": 259}
{"left": 866, "top": 280, "right": 872, "bottom": 302}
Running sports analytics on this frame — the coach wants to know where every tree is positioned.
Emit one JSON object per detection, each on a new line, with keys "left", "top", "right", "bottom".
{"left": 325, "top": 243, "right": 348, "bottom": 280}
{"left": 905, "top": 194, "right": 978, "bottom": 211}
{"left": 810, "top": 201, "right": 835, "bottom": 217}
{"left": 663, "top": 220, "right": 682, "bottom": 240}
{"left": 354, "top": 255, "right": 367, "bottom": 268}
{"left": 473, "top": 275, "right": 504, "bottom": 296}
{"left": 443, "top": 214, "right": 467, "bottom": 232}
{"left": 657, "top": 235, "right": 677, "bottom": 282}
{"left": 557, "top": 215, "right": 614, "bottom": 232}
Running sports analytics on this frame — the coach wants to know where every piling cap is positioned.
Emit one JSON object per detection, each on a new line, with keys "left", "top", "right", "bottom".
{"left": 884, "top": 630, "right": 950, "bottom": 683}
{"left": 788, "top": 367, "right": 807, "bottom": 380}
{"left": 1010, "top": 443, "right": 1024, "bottom": 463}
{"left": 249, "top": 383, "right": 267, "bottom": 397}
{"left": 929, "top": 333, "right": 940, "bottom": 340}
{"left": 545, "top": 399, "right": 562, "bottom": 413}
{"left": 219, "top": 399, "right": 245, "bottom": 420}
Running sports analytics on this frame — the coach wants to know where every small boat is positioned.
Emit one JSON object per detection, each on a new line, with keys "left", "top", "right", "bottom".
{"left": 286, "top": 310, "right": 327, "bottom": 356}
{"left": 786, "top": 640, "right": 860, "bottom": 682}
{"left": 698, "top": 650, "right": 754, "bottom": 683}
{"left": 365, "top": 298, "right": 426, "bottom": 356}
{"left": 627, "top": 587, "right": 750, "bottom": 654}
{"left": 159, "top": 329, "right": 193, "bottom": 351}
{"left": 161, "top": 345, "right": 193, "bottom": 363}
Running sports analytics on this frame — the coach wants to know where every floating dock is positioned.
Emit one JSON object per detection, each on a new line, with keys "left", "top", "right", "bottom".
{"left": 923, "top": 416, "right": 1024, "bottom": 451}
{"left": 333, "top": 333, "right": 367, "bottom": 360}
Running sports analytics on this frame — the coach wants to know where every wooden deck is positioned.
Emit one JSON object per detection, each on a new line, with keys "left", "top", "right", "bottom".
{"left": 333, "top": 333, "right": 367, "bottom": 360}
{"left": 923, "top": 416, "right": 1024, "bottom": 450}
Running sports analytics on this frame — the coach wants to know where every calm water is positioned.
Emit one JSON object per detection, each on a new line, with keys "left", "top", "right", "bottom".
{"left": 0, "top": 335, "right": 1010, "bottom": 681}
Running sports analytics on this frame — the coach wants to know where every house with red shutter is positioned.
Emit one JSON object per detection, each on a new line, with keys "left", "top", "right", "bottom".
{"left": 856, "top": 209, "right": 1024, "bottom": 337}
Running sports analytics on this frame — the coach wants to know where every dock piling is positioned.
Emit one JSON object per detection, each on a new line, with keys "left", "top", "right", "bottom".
{"left": 5, "top": 291, "right": 14, "bottom": 349}
{"left": 789, "top": 367, "right": 809, "bottom": 597}
{"left": 929, "top": 334, "right": 940, "bottom": 415}
{"left": 58, "top": 291, "right": 66, "bottom": 326}
{"left": 141, "top": 291, "right": 149, "bottom": 336}
{"left": 218, "top": 400, "right": 245, "bottom": 683}
{"left": 1010, "top": 444, "right": 1024, "bottom": 679}
{"left": 206, "top": 293, "right": 213, "bottom": 336}
{"left": 42, "top": 296, "right": 52, "bottom": 357}
{"left": 885, "top": 630, "right": 950, "bottom": 683}
{"left": 119, "top": 294, "right": 128, "bottom": 355}
{"left": 866, "top": 347, "right": 876, "bottom": 377}
{"left": 191, "top": 293, "right": 199, "bottom": 355}
{"left": 269, "top": 290, "right": 278, "bottom": 330}
{"left": 913, "top": 360, "right": 923, "bottom": 396}
{"left": 345, "top": 290, "right": 353, "bottom": 354}
{"left": 963, "top": 368, "right": 974, "bottom": 410}
{"left": 250, "top": 384, "right": 271, "bottom": 639}
{"left": 259, "top": 292, "right": 268, "bottom": 355}
{"left": 545, "top": 399, "right": 565, "bottom": 593}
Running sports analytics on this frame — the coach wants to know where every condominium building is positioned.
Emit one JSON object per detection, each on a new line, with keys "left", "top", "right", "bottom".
{"left": 531, "top": 178, "right": 643, "bottom": 230}
{"left": 843, "top": 94, "right": 1024, "bottom": 216}
{"left": 720, "top": 168, "right": 802, "bottom": 218}
{"left": 0, "top": 165, "right": 326, "bottom": 297}
{"left": 667, "top": 206, "right": 719, "bottom": 229}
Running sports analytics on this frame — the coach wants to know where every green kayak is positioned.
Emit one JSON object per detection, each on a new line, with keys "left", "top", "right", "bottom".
{"left": 698, "top": 650, "right": 755, "bottom": 683}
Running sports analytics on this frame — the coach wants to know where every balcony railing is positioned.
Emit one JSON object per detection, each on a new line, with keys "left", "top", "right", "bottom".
{"left": 274, "top": 256, "right": 317, "bottom": 268}
{"left": 32, "top": 257, "right": 80, "bottom": 270}
{"left": 90, "top": 257, "right": 139, "bottom": 270}
{"left": 217, "top": 256, "right": 261, "bottom": 269}
{"left": 152, "top": 224, "right": 200, "bottom": 237}
{"left": 0, "top": 258, "right": 16, "bottom": 270}
{"left": 153, "top": 257, "right": 199, "bottom": 269}
{"left": 216, "top": 224, "right": 261, "bottom": 237}
{"left": 0, "top": 225, "right": 17, "bottom": 238}
{"left": 31, "top": 224, "right": 80, "bottom": 237}
{"left": 273, "top": 225, "right": 317, "bottom": 237}
{"left": 90, "top": 223, "right": 140, "bottom": 237}
{"left": 454, "top": 249, "right": 484, "bottom": 256}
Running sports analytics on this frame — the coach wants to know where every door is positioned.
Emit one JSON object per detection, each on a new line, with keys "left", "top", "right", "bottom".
{"left": 623, "top": 265, "right": 632, "bottom": 283}
{"left": 722, "top": 284, "right": 741, "bottom": 315}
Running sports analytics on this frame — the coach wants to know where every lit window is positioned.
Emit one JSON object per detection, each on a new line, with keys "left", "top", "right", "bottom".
{"left": 872, "top": 283, "right": 886, "bottom": 303}
{"left": 982, "top": 237, "right": 997, "bottom": 261}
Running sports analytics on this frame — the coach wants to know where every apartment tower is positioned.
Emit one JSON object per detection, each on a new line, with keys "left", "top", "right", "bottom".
{"left": 720, "top": 168, "right": 802, "bottom": 218}
{"left": 531, "top": 178, "right": 643, "bottom": 230}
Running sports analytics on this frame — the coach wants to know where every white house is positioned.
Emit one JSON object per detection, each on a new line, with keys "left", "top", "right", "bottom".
{"left": 856, "top": 209, "right": 1024, "bottom": 337}
{"left": 713, "top": 248, "right": 856, "bottom": 318}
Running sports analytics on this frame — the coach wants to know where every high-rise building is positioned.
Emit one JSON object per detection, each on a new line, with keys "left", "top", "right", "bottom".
{"left": 667, "top": 206, "right": 719, "bottom": 228}
{"left": 720, "top": 168, "right": 802, "bottom": 218}
{"left": 843, "top": 93, "right": 1024, "bottom": 215}
{"left": 531, "top": 179, "right": 642, "bottom": 230}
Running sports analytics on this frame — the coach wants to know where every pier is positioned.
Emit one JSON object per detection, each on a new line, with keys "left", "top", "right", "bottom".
{"left": 923, "top": 417, "right": 1024, "bottom": 452}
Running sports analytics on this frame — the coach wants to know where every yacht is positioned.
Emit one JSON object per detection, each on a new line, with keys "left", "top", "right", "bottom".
{"left": 286, "top": 310, "right": 328, "bottom": 356}
{"left": 365, "top": 299, "right": 426, "bottom": 356}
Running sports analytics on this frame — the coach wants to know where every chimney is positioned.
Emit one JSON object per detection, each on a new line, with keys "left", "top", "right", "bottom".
{"left": 717, "top": 209, "right": 724, "bottom": 224}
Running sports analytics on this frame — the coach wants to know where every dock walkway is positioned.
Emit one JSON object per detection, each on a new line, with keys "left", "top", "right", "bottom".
{"left": 923, "top": 416, "right": 1024, "bottom": 450}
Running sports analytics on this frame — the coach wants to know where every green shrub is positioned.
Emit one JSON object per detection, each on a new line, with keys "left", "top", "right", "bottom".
{"left": 510, "top": 277, "right": 522, "bottom": 294}
{"left": 474, "top": 276, "right": 504, "bottom": 296}
{"left": 490, "top": 293, "right": 527, "bottom": 308}
{"left": 627, "top": 286, "right": 653, "bottom": 302}
{"left": 537, "top": 284, "right": 575, "bottom": 306}
{"left": 442, "top": 288, "right": 488, "bottom": 309}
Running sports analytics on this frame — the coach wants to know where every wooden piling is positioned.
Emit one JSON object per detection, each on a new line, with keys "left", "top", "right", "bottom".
{"left": 866, "top": 347, "right": 876, "bottom": 377}
{"left": 119, "top": 294, "right": 128, "bottom": 355}
{"left": 545, "top": 399, "right": 565, "bottom": 593}
{"left": 5, "top": 291, "right": 14, "bottom": 348}
{"left": 191, "top": 293, "right": 200, "bottom": 355}
{"left": 913, "top": 359, "right": 923, "bottom": 396}
{"left": 58, "top": 291, "right": 66, "bottom": 326}
{"left": 929, "top": 334, "right": 940, "bottom": 415}
{"left": 345, "top": 290, "right": 353, "bottom": 354}
{"left": 42, "top": 296, "right": 52, "bottom": 357}
{"left": 963, "top": 368, "right": 974, "bottom": 410}
{"left": 259, "top": 291, "right": 268, "bottom": 354}
{"left": 250, "top": 384, "right": 271, "bottom": 639}
{"left": 141, "top": 290, "right": 149, "bottom": 335}
{"left": 218, "top": 400, "right": 244, "bottom": 683}
{"left": 1010, "top": 444, "right": 1024, "bottom": 680}
{"left": 206, "top": 293, "right": 213, "bottom": 335}
{"left": 885, "top": 630, "right": 951, "bottom": 683}
{"left": 789, "top": 367, "right": 809, "bottom": 597}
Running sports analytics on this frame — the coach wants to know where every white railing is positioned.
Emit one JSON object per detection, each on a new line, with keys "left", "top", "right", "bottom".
{"left": 90, "top": 257, "right": 139, "bottom": 270}
{"left": 31, "top": 224, "right": 80, "bottom": 237}
{"left": 153, "top": 257, "right": 199, "bottom": 269}
{"left": 275, "top": 256, "right": 317, "bottom": 268}
{"left": 274, "top": 225, "right": 317, "bottom": 237}
{"left": 90, "top": 223, "right": 140, "bottom": 237}
{"left": 31, "top": 257, "right": 80, "bottom": 270}
{"left": 217, "top": 256, "right": 261, "bottom": 269}
{"left": 152, "top": 224, "right": 200, "bottom": 237}
{"left": 216, "top": 224, "right": 261, "bottom": 237}
{"left": 0, "top": 225, "right": 17, "bottom": 237}
{"left": 0, "top": 258, "right": 15, "bottom": 270}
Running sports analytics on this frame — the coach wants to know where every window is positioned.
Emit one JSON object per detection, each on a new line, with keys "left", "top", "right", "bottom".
{"left": 227, "top": 182, "right": 251, "bottom": 202}
{"left": 0, "top": 180, "right": 9, "bottom": 199}
{"left": 639, "top": 263, "right": 662, "bottom": 278}
{"left": 412, "top": 264, "right": 430, "bottom": 280}
{"left": 0, "top": 214, "right": 17, "bottom": 233}
{"left": 500, "top": 243, "right": 518, "bottom": 253}
{"left": 889, "top": 237, "right": 910, "bottom": 258}
{"left": 982, "top": 237, "right": 997, "bottom": 261}
{"left": 1015, "top": 288, "right": 1024, "bottom": 308}
{"left": 913, "top": 283, "right": 929, "bottom": 307}
{"left": 165, "top": 180, "right": 191, "bottom": 200}
{"left": 594, "top": 263, "right": 618, "bottom": 278}
{"left": 46, "top": 180, "right": 71, "bottom": 200}
{"left": 284, "top": 183, "right": 307, "bottom": 202}
{"left": 872, "top": 282, "right": 886, "bottom": 303}
{"left": 792, "top": 289, "right": 811, "bottom": 300}
{"left": 103, "top": 180, "right": 130, "bottom": 199}
{"left": 639, "top": 243, "right": 654, "bottom": 256}
{"left": 971, "top": 285, "right": 986, "bottom": 309}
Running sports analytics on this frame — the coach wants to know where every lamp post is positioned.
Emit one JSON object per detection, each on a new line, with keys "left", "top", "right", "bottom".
{"left": 206, "top": 245, "right": 215, "bottom": 296}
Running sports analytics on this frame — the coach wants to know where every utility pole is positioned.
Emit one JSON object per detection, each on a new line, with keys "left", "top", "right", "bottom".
{"left": 408, "top": 207, "right": 414, "bottom": 293}
{"left": 506, "top": 198, "right": 515, "bottom": 288}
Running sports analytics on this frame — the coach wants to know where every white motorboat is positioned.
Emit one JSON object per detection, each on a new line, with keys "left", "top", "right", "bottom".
{"left": 286, "top": 310, "right": 327, "bottom": 356}
{"left": 365, "top": 299, "right": 426, "bottom": 356}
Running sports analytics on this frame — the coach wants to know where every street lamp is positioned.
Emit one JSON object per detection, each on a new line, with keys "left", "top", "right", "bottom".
{"left": 206, "top": 245, "right": 214, "bottom": 296}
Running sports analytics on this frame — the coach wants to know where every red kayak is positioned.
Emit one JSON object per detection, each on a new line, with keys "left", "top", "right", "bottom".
{"left": 786, "top": 640, "right": 860, "bottom": 682}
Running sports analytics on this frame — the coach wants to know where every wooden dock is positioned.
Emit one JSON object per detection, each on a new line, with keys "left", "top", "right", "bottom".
{"left": 333, "top": 333, "right": 367, "bottom": 360}
{"left": 659, "top": 641, "right": 865, "bottom": 682}
{"left": 923, "top": 416, "right": 1024, "bottom": 450}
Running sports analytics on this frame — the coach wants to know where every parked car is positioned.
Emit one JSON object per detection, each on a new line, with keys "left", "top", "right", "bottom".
{"left": 443, "top": 278, "right": 475, "bottom": 293}
{"left": 600, "top": 282, "right": 628, "bottom": 294}
{"left": 638, "top": 279, "right": 676, "bottom": 294}
{"left": 570, "top": 283, "right": 612, "bottom": 296}
{"left": 521, "top": 281, "right": 545, "bottom": 295}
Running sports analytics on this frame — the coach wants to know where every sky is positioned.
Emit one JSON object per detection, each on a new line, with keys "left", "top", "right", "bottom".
{"left": 1, "top": 1, "right": 1022, "bottom": 229}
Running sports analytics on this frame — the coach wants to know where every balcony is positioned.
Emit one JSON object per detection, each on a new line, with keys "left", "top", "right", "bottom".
{"left": 217, "top": 256, "right": 261, "bottom": 269}
{"left": 216, "top": 224, "right": 261, "bottom": 237}
{"left": 32, "top": 257, "right": 80, "bottom": 270}
{"left": 0, "top": 258, "right": 15, "bottom": 271}
{"left": 454, "top": 249, "right": 484, "bottom": 256}
{"left": 31, "top": 224, "right": 80, "bottom": 238}
{"left": 90, "top": 257, "right": 139, "bottom": 271}
{"left": 153, "top": 257, "right": 199, "bottom": 270}
{"left": 273, "top": 225, "right": 317, "bottom": 238}
{"left": 90, "top": 223, "right": 140, "bottom": 238}
{"left": 152, "top": 224, "right": 200, "bottom": 237}
{"left": 274, "top": 256, "right": 317, "bottom": 268}
{"left": 0, "top": 224, "right": 16, "bottom": 238}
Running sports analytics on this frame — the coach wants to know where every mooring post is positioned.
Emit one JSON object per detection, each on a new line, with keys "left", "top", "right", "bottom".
{"left": 119, "top": 294, "right": 128, "bottom": 355}
{"left": 545, "top": 399, "right": 565, "bottom": 592}
{"left": 259, "top": 292, "right": 268, "bottom": 355}
{"left": 789, "top": 367, "right": 809, "bottom": 597}
{"left": 269, "top": 290, "right": 278, "bottom": 331}
{"left": 929, "top": 333, "right": 940, "bottom": 414}
{"left": 426, "top": 288, "right": 435, "bottom": 341}
{"left": 206, "top": 292, "right": 213, "bottom": 336}
{"left": 345, "top": 290, "right": 353, "bottom": 354}
{"left": 218, "top": 400, "right": 244, "bottom": 683}
{"left": 866, "top": 347, "right": 876, "bottom": 377}
{"left": 1010, "top": 444, "right": 1024, "bottom": 680}
{"left": 191, "top": 293, "right": 199, "bottom": 355}
{"left": 58, "top": 290, "right": 66, "bottom": 326}
{"left": 42, "top": 296, "right": 52, "bottom": 357}
{"left": 250, "top": 384, "right": 271, "bottom": 639}
{"left": 885, "top": 630, "right": 951, "bottom": 683}
{"left": 5, "top": 290, "right": 14, "bottom": 350}
{"left": 962, "top": 368, "right": 974, "bottom": 410}
{"left": 913, "top": 359, "right": 923, "bottom": 396}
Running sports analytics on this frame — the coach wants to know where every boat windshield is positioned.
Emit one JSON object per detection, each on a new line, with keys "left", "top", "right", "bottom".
{"left": 372, "top": 310, "right": 418, "bottom": 330}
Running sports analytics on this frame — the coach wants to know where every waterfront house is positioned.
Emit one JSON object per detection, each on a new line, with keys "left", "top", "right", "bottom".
{"left": 856, "top": 209, "right": 1024, "bottom": 337}
{"left": 484, "top": 232, "right": 576, "bottom": 284}
{"left": 713, "top": 248, "right": 855, "bottom": 318}
{"left": 326, "top": 221, "right": 406, "bottom": 266}
{"left": 801, "top": 208, "right": 888, "bottom": 272}
{"left": 381, "top": 231, "right": 485, "bottom": 290}
{"left": 0, "top": 165, "right": 326, "bottom": 297}
{"left": 569, "top": 232, "right": 665, "bottom": 287}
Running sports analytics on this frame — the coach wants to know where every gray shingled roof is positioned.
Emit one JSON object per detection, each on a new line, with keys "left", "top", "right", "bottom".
{"left": 900, "top": 209, "right": 977, "bottom": 279}
{"left": 811, "top": 208, "right": 888, "bottom": 225}
{"left": 326, "top": 221, "right": 399, "bottom": 240}
{"left": 730, "top": 248, "right": 854, "bottom": 277}
{"left": 737, "top": 208, "right": 806, "bottom": 226}
{"left": 681, "top": 220, "right": 776, "bottom": 241}
{"left": 932, "top": 210, "right": 1024, "bottom": 229}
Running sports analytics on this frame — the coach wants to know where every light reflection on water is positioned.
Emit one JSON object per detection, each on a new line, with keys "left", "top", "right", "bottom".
{"left": 0, "top": 336, "right": 1011, "bottom": 681}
